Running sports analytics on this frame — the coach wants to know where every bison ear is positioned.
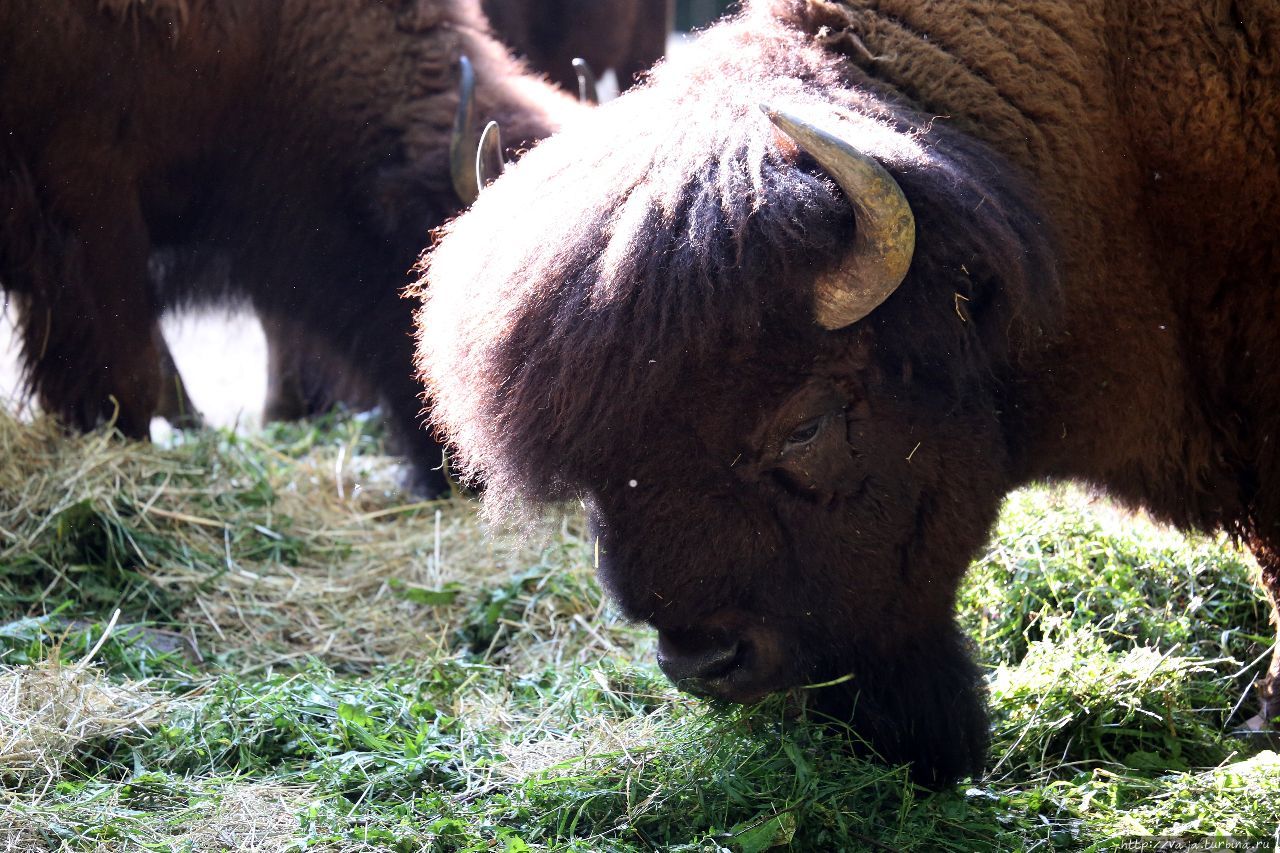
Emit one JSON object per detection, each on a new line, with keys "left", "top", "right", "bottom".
{"left": 761, "top": 104, "right": 916, "bottom": 331}
{"left": 450, "top": 56, "right": 480, "bottom": 206}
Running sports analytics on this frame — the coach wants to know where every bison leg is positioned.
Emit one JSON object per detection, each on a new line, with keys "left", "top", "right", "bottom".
{"left": 262, "top": 320, "right": 313, "bottom": 423}
{"left": 18, "top": 174, "right": 161, "bottom": 439}
{"left": 255, "top": 298, "right": 448, "bottom": 497}
{"left": 375, "top": 332, "right": 451, "bottom": 498}
{"left": 261, "top": 316, "right": 378, "bottom": 423}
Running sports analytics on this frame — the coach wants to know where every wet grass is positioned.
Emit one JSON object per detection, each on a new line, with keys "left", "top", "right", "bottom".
{"left": 1, "top": 410, "right": 1277, "bottom": 851}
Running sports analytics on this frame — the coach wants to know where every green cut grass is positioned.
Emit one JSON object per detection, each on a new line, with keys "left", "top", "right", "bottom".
{"left": 1, "top": 410, "right": 1277, "bottom": 851}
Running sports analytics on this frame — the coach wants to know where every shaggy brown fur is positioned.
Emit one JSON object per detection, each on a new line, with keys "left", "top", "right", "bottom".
{"left": 418, "top": 0, "right": 1280, "bottom": 783}
{"left": 482, "top": 0, "right": 674, "bottom": 92}
{"left": 0, "top": 0, "right": 577, "bottom": 494}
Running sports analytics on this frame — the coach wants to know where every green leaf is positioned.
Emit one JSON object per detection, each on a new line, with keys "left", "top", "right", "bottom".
{"left": 387, "top": 578, "right": 461, "bottom": 606}
{"left": 728, "top": 812, "right": 796, "bottom": 853}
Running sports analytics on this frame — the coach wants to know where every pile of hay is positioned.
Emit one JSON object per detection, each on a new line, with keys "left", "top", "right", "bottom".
{"left": 0, "top": 410, "right": 637, "bottom": 845}
{"left": 0, "top": 411, "right": 623, "bottom": 673}
{"left": 0, "top": 658, "right": 163, "bottom": 784}
{"left": 176, "top": 782, "right": 316, "bottom": 853}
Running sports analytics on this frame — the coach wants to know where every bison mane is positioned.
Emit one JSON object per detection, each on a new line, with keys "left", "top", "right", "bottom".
{"left": 417, "top": 1, "right": 1060, "bottom": 517}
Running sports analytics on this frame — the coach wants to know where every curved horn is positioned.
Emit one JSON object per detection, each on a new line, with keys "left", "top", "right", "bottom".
{"left": 476, "top": 120, "right": 505, "bottom": 190}
{"left": 572, "top": 57, "right": 599, "bottom": 105}
{"left": 450, "top": 55, "right": 480, "bottom": 205}
{"left": 761, "top": 103, "right": 916, "bottom": 330}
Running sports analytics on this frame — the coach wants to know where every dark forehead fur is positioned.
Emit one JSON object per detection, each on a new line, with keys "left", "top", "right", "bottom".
{"left": 417, "top": 0, "right": 1059, "bottom": 515}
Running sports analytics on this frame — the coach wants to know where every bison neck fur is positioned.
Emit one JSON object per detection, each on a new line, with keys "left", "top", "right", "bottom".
{"left": 418, "top": 0, "right": 1280, "bottom": 784}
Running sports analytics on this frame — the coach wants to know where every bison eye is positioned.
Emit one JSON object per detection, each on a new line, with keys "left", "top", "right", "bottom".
{"left": 782, "top": 415, "right": 825, "bottom": 453}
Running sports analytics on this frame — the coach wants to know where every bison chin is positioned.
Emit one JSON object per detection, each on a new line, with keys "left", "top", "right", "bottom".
{"left": 810, "top": 627, "right": 989, "bottom": 788}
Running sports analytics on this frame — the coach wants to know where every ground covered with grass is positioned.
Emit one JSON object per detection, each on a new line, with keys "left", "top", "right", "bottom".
{"left": 1, "top": 410, "right": 1278, "bottom": 851}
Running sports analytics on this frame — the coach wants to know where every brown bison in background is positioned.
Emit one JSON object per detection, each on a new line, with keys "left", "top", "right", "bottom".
{"left": 482, "top": 0, "right": 674, "bottom": 94}
{"left": 0, "top": 0, "right": 578, "bottom": 494}
{"left": 418, "top": 0, "right": 1280, "bottom": 784}
{"left": 255, "top": 0, "right": 664, "bottom": 425}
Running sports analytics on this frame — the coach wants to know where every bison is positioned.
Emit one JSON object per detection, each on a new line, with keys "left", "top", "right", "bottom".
{"left": 481, "top": 0, "right": 674, "bottom": 95}
{"left": 0, "top": 0, "right": 578, "bottom": 494}
{"left": 252, "top": 0, "right": 627, "bottom": 425}
{"left": 417, "top": 0, "right": 1280, "bottom": 784}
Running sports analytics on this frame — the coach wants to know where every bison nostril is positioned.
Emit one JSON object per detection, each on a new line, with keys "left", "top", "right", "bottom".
{"left": 656, "top": 633, "right": 743, "bottom": 685}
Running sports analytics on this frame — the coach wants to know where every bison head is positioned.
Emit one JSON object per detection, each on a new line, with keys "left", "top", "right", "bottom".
{"left": 417, "top": 18, "right": 1058, "bottom": 786}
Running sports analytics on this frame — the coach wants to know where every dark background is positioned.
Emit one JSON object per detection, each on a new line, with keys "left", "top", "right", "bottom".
{"left": 676, "top": 0, "right": 738, "bottom": 31}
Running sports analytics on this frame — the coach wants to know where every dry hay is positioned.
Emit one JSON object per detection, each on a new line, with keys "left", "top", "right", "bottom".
{"left": 0, "top": 411, "right": 627, "bottom": 673}
{"left": 0, "top": 783, "right": 360, "bottom": 853}
{"left": 495, "top": 712, "right": 671, "bottom": 783}
{"left": 0, "top": 809, "right": 52, "bottom": 853}
{"left": 156, "top": 448, "right": 618, "bottom": 673}
{"left": 0, "top": 655, "right": 164, "bottom": 784}
{"left": 175, "top": 781, "right": 313, "bottom": 852}
{"left": 167, "top": 488, "right": 601, "bottom": 671}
